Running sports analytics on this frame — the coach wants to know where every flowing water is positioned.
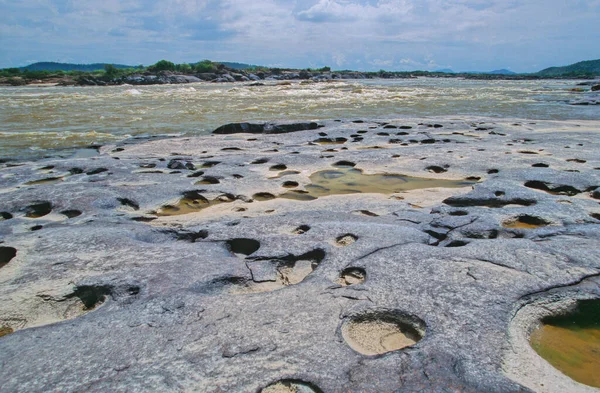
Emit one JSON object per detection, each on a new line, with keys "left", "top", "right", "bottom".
{"left": 0, "top": 78, "right": 598, "bottom": 161}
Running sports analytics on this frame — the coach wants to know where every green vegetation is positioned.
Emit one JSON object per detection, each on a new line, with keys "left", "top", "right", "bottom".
{"left": 21, "top": 62, "right": 136, "bottom": 72}
{"left": 147, "top": 59, "right": 176, "bottom": 72}
{"left": 1, "top": 58, "right": 599, "bottom": 85}
{"left": 193, "top": 60, "right": 218, "bottom": 73}
{"left": 536, "top": 59, "right": 600, "bottom": 77}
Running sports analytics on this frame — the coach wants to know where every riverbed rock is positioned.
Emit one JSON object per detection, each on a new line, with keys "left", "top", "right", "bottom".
{"left": 213, "top": 121, "right": 320, "bottom": 134}
{"left": 0, "top": 118, "right": 599, "bottom": 393}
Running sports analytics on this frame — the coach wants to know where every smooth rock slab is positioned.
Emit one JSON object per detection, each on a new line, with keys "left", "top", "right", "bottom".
{"left": 0, "top": 118, "right": 599, "bottom": 392}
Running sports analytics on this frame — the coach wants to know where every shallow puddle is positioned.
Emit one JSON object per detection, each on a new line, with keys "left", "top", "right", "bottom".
{"left": 503, "top": 215, "right": 550, "bottom": 229}
{"left": 529, "top": 299, "right": 600, "bottom": 388}
{"left": 155, "top": 196, "right": 223, "bottom": 216}
{"left": 342, "top": 313, "right": 425, "bottom": 356}
{"left": 281, "top": 167, "right": 475, "bottom": 201}
{"left": 24, "top": 177, "right": 64, "bottom": 186}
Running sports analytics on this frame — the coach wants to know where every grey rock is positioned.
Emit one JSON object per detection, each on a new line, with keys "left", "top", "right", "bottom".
{"left": 1, "top": 118, "right": 599, "bottom": 393}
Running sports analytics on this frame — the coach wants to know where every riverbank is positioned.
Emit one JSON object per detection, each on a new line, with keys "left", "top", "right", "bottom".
{"left": 2, "top": 66, "right": 600, "bottom": 88}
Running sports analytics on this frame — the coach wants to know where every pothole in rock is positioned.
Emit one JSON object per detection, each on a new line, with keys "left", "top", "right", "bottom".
{"left": 503, "top": 215, "right": 551, "bottom": 229}
{"left": 1, "top": 284, "right": 131, "bottom": 337}
{"left": 24, "top": 177, "right": 64, "bottom": 186}
{"left": 337, "top": 267, "right": 366, "bottom": 286}
{"left": 293, "top": 225, "right": 310, "bottom": 234}
{"left": 261, "top": 380, "right": 324, "bottom": 393}
{"left": 226, "top": 238, "right": 261, "bottom": 257}
{"left": 61, "top": 210, "right": 82, "bottom": 218}
{"left": 0, "top": 247, "right": 17, "bottom": 269}
{"left": 341, "top": 310, "right": 426, "bottom": 356}
{"left": 269, "top": 170, "right": 302, "bottom": 179}
{"left": 212, "top": 249, "right": 326, "bottom": 295}
{"left": 253, "top": 192, "right": 277, "bottom": 201}
{"left": 336, "top": 234, "right": 358, "bottom": 247}
{"left": 23, "top": 201, "right": 52, "bottom": 218}
{"left": 270, "top": 164, "right": 288, "bottom": 171}
{"left": 154, "top": 191, "right": 233, "bottom": 216}
{"left": 529, "top": 299, "right": 600, "bottom": 388}
{"left": 524, "top": 181, "right": 583, "bottom": 196}
{"left": 280, "top": 167, "right": 475, "bottom": 201}
{"left": 195, "top": 176, "right": 220, "bottom": 185}
{"left": 314, "top": 137, "right": 348, "bottom": 145}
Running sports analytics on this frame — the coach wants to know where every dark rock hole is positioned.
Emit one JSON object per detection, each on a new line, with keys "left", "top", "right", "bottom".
{"left": 0, "top": 247, "right": 17, "bottom": 268}
{"left": 23, "top": 201, "right": 52, "bottom": 218}
{"left": 227, "top": 238, "right": 261, "bottom": 256}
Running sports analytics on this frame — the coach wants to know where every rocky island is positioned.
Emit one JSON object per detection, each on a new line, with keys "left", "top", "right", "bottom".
{"left": 1, "top": 118, "right": 599, "bottom": 392}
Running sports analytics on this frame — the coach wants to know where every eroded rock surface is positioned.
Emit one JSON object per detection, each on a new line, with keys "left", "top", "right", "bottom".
{"left": 0, "top": 118, "right": 599, "bottom": 392}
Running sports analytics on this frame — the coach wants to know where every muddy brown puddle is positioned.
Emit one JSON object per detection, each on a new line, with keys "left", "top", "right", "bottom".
{"left": 281, "top": 167, "right": 475, "bottom": 201}
{"left": 529, "top": 299, "right": 600, "bottom": 388}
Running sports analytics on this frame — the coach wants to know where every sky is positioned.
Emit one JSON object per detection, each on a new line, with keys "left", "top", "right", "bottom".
{"left": 1, "top": 0, "right": 599, "bottom": 72}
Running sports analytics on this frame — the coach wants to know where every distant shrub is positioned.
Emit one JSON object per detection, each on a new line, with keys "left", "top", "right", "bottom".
{"left": 176, "top": 63, "right": 192, "bottom": 73}
{"left": 104, "top": 64, "right": 118, "bottom": 78}
{"left": 195, "top": 60, "right": 217, "bottom": 73}
{"left": 148, "top": 60, "right": 176, "bottom": 72}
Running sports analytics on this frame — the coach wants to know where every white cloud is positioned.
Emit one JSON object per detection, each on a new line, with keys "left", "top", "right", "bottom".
{"left": 0, "top": 0, "right": 598, "bottom": 72}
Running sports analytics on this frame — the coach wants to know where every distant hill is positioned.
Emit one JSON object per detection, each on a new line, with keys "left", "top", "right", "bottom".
{"left": 21, "top": 62, "right": 136, "bottom": 72}
{"left": 488, "top": 69, "right": 516, "bottom": 75}
{"left": 537, "top": 59, "right": 600, "bottom": 76}
{"left": 459, "top": 69, "right": 516, "bottom": 75}
{"left": 219, "top": 62, "right": 257, "bottom": 70}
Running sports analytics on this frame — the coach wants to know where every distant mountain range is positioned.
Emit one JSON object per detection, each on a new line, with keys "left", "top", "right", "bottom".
{"left": 435, "top": 69, "right": 516, "bottom": 75}
{"left": 219, "top": 62, "right": 257, "bottom": 70}
{"left": 21, "top": 62, "right": 137, "bottom": 72}
{"left": 537, "top": 59, "right": 600, "bottom": 76}
{"left": 12, "top": 59, "right": 600, "bottom": 76}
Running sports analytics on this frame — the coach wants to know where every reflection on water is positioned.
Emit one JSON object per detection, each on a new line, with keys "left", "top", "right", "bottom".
{"left": 0, "top": 79, "right": 597, "bottom": 160}
{"left": 530, "top": 299, "right": 600, "bottom": 388}
{"left": 281, "top": 167, "right": 475, "bottom": 201}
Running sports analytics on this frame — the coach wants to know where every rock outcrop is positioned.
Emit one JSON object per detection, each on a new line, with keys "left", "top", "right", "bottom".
{"left": 0, "top": 118, "right": 599, "bottom": 392}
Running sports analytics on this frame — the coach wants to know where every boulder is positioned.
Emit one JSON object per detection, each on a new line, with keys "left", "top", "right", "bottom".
{"left": 213, "top": 121, "right": 320, "bottom": 134}
{"left": 592, "top": 84, "right": 600, "bottom": 91}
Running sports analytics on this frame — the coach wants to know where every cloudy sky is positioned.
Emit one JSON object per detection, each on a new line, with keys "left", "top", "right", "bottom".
{"left": 1, "top": 0, "right": 599, "bottom": 72}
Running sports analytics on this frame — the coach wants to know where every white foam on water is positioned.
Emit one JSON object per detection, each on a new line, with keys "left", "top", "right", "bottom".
{"left": 123, "top": 89, "right": 142, "bottom": 96}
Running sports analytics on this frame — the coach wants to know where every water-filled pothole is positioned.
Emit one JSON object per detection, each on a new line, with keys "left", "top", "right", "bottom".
{"left": 503, "top": 215, "right": 551, "bottom": 229}
{"left": 341, "top": 310, "right": 426, "bottom": 356}
{"left": 154, "top": 191, "right": 228, "bottom": 216}
{"left": 529, "top": 299, "right": 600, "bottom": 388}
{"left": 261, "top": 380, "right": 324, "bottom": 393}
{"left": 281, "top": 167, "right": 475, "bottom": 201}
{"left": 25, "top": 177, "right": 64, "bottom": 186}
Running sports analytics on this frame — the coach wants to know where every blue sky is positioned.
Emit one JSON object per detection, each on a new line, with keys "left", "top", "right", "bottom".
{"left": 1, "top": 0, "right": 599, "bottom": 72}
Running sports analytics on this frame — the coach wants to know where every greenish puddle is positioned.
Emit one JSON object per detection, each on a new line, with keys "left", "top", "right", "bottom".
{"left": 153, "top": 167, "right": 475, "bottom": 216}
{"left": 530, "top": 299, "right": 600, "bottom": 388}
{"left": 280, "top": 167, "right": 475, "bottom": 201}
{"left": 24, "top": 176, "right": 64, "bottom": 186}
